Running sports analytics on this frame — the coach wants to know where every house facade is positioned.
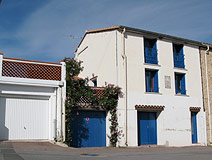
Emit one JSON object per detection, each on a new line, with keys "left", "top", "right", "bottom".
{"left": 200, "top": 45, "right": 212, "bottom": 145}
{"left": 75, "top": 26, "right": 207, "bottom": 147}
{"left": 0, "top": 53, "right": 66, "bottom": 141}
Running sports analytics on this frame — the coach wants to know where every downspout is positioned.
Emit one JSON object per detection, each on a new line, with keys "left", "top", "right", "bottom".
{"left": 203, "top": 43, "right": 211, "bottom": 143}
{"left": 121, "top": 28, "right": 128, "bottom": 146}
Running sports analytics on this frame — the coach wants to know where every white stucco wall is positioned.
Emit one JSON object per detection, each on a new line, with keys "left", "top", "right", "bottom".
{"left": 76, "top": 29, "right": 206, "bottom": 147}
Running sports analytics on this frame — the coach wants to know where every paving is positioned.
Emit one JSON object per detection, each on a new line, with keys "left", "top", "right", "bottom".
{"left": 0, "top": 141, "right": 212, "bottom": 160}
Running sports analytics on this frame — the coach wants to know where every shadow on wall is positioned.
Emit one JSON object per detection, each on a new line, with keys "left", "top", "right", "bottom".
{"left": 0, "top": 97, "right": 9, "bottom": 141}
{"left": 69, "top": 110, "right": 89, "bottom": 147}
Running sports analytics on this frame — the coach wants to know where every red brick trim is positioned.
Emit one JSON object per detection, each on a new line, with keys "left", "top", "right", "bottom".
{"left": 4, "top": 57, "right": 61, "bottom": 65}
{"left": 190, "top": 107, "right": 201, "bottom": 112}
{"left": 135, "top": 105, "right": 165, "bottom": 111}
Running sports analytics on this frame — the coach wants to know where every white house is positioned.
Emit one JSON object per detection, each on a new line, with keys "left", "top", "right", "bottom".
{"left": 75, "top": 25, "right": 207, "bottom": 147}
{"left": 0, "top": 53, "right": 66, "bottom": 142}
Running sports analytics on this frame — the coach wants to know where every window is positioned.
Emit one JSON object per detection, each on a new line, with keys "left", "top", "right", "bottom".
{"left": 92, "top": 79, "right": 97, "bottom": 87}
{"left": 173, "top": 44, "right": 184, "bottom": 68}
{"left": 90, "top": 76, "right": 98, "bottom": 87}
{"left": 144, "top": 38, "right": 158, "bottom": 64}
{"left": 145, "top": 69, "right": 159, "bottom": 92}
{"left": 175, "top": 73, "right": 186, "bottom": 95}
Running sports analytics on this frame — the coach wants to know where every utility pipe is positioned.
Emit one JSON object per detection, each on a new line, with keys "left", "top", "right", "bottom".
{"left": 121, "top": 28, "right": 128, "bottom": 146}
{"left": 203, "top": 43, "right": 211, "bottom": 143}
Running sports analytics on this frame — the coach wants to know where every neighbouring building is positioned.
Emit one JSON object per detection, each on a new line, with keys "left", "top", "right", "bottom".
{"left": 0, "top": 53, "right": 66, "bottom": 141}
{"left": 75, "top": 25, "right": 207, "bottom": 147}
{"left": 200, "top": 45, "right": 212, "bottom": 145}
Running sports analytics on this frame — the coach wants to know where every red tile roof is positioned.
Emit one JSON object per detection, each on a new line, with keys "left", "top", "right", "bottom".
{"left": 190, "top": 107, "right": 201, "bottom": 112}
{"left": 135, "top": 105, "right": 165, "bottom": 111}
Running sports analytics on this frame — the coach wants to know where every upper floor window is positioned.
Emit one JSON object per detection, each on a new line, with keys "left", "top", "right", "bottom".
{"left": 144, "top": 38, "right": 158, "bottom": 64}
{"left": 90, "top": 76, "right": 98, "bottom": 87}
{"left": 175, "top": 73, "right": 186, "bottom": 95}
{"left": 173, "top": 44, "right": 184, "bottom": 68}
{"left": 145, "top": 69, "right": 159, "bottom": 93}
{"left": 92, "top": 79, "right": 97, "bottom": 87}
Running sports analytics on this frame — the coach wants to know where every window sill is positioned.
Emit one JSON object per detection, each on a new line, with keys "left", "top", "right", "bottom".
{"left": 175, "top": 93, "right": 189, "bottom": 97}
{"left": 144, "top": 63, "right": 161, "bottom": 67}
{"left": 174, "top": 67, "right": 187, "bottom": 72}
{"left": 145, "top": 92, "right": 162, "bottom": 95}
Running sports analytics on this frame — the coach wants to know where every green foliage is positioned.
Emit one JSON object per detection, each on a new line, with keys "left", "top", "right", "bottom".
{"left": 64, "top": 57, "right": 121, "bottom": 147}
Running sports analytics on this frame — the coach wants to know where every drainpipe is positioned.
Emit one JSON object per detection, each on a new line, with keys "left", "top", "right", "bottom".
{"left": 121, "top": 28, "right": 128, "bottom": 146}
{"left": 202, "top": 43, "right": 211, "bottom": 143}
{"left": 60, "top": 60, "right": 66, "bottom": 141}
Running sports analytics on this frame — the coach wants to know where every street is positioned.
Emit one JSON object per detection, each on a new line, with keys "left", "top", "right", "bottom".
{"left": 0, "top": 142, "right": 212, "bottom": 160}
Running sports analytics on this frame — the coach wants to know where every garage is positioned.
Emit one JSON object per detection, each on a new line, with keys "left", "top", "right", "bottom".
{"left": 70, "top": 110, "right": 106, "bottom": 148}
{"left": 0, "top": 96, "right": 49, "bottom": 140}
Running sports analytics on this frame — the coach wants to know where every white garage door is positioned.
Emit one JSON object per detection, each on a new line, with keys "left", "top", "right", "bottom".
{"left": 0, "top": 96, "right": 49, "bottom": 140}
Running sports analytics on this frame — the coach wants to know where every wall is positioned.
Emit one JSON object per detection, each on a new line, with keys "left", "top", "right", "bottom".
{"left": 76, "top": 30, "right": 118, "bottom": 146}
{"left": 123, "top": 32, "right": 205, "bottom": 146}
{"left": 76, "top": 30, "right": 206, "bottom": 147}
{"left": 200, "top": 48, "right": 212, "bottom": 145}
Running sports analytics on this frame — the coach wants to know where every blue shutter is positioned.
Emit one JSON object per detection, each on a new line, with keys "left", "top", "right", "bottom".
{"left": 138, "top": 112, "right": 157, "bottom": 145}
{"left": 181, "top": 75, "right": 186, "bottom": 94}
{"left": 191, "top": 112, "right": 198, "bottom": 143}
{"left": 146, "top": 71, "right": 150, "bottom": 92}
{"left": 144, "top": 40, "right": 149, "bottom": 63}
{"left": 175, "top": 74, "right": 178, "bottom": 94}
{"left": 154, "top": 71, "right": 159, "bottom": 92}
{"left": 152, "top": 41, "right": 158, "bottom": 64}
{"left": 173, "top": 46, "right": 177, "bottom": 67}
{"left": 179, "top": 47, "right": 185, "bottom": 68}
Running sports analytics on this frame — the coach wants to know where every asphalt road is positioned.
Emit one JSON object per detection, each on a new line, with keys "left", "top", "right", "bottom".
{"left": 0, "top": 142, "right": 212, "bottom": 160}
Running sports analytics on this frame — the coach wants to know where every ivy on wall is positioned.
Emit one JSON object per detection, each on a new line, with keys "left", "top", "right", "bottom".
{"left": 64, "top": 57, "right": 121, "bottom": 147}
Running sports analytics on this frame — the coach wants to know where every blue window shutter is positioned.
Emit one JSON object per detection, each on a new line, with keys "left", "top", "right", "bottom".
{"left": 175, "top": 74, "right": 178, "bottom": 94}
{"left": 144, "top": 39, "right": 149, "bottom": 63}
{"left": 181, "top": 75, "right": 186, "bottom": 94}
{"left": 154, "top": 71, "right": 159, "bottom": 92}
{"left": 179, "top": 47, "right": 185, "bottom": 68}
{"left": 146, "top": 71, "right": 150, "bottom": 92}
{"left": 173, "top": 46, "right": 177, "bottom": 67}
{"left": 152, "top": 41, "right": 158, "bottom": 64}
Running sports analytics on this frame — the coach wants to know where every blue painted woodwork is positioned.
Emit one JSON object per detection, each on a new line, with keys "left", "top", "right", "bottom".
{"left": 181, "top": 75, "right": 186, "bottom": 94}
{"left": 173, "top": 44, "right": 185, "bottom": 68}
{"left": 70, "top": 110, "right": 106, "bottom": 148}
{"left": 138, "top": 112, "right": 157, "bottom": 145}
{"left": 191, "top": 112, "right": 198, "bottom": 143}
{"left": 144, "top": 39, "right": 158, "bottom": 64}
{"left": 175, "top": 73, "right": 186, "bottom": 95}
{"left": 154, "top": 72, "right": 159, "bottom": 92}
{"left": 146, "top": 70, "right": 159, "bottom": 93}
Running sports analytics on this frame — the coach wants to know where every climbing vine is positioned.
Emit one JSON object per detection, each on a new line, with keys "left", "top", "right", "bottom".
{"left": 99, "top": 83, "right": 122, "bottom": 146}
{"left": 64, "top": 57, "right": 121, "bottom": 147}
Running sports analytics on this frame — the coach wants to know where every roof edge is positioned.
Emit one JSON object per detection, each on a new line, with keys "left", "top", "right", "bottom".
{"left": 76, "top": 25, "right": 212, "bottom": 53}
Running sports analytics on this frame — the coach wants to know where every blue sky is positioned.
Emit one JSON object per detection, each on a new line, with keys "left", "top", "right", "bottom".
{"left": 0, "top": 0, "right": 212, "bottom": 62}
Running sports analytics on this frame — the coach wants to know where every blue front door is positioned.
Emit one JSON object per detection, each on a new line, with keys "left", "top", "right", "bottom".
{"left": 138, "top": 112, "right": 157, "bottom": 145}
{"left": 191, "top": 112, "right": 198, "bottom": 143}
{"left": 70, "top": 110, "right": 106, "bottom": 147}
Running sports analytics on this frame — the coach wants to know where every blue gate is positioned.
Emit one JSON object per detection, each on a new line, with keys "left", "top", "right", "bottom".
{"left": 70, "top": 110, "right": 106, "bottom": 147}
{"left": 138, "top": 112, "right": 157, "bottom": 145}
{"left": 191, "top": 112, "right": 198, "bottom": 143}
